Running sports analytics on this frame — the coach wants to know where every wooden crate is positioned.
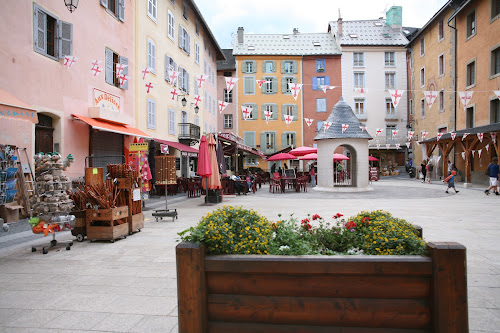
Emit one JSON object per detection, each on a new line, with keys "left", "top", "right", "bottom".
{"left": 86, "top": 206, "right": 129, "bottom": 242}
{"left": 130, "top": 212, "right": 144, "bottom": 234}
{"left": 85, "top": 167, "right": 104, "bottom": 186}
{"left": 86, "top": 206, "right": 128, "bottom": 221}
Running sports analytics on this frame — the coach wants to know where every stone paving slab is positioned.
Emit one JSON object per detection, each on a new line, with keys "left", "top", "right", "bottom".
{"left": 0, "top": 177, "right": 498, "bottom": 332}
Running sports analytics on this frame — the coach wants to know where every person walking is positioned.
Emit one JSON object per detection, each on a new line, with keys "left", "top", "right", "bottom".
{"left": 310, "top": 165, "right": 316, "bottom": 187}
{"left": 426, "top": 159, "right": 433, "bottom": 184}
{"left": 420, "top": 160, "right": 427, "bottom": 183}
{"left": 484, "top": 157, "right": 500, "bottom": 195}
{"left": 443, "top": 170, "right": 459, "bottom": 194}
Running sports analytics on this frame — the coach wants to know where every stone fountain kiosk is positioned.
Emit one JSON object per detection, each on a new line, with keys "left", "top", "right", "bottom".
{"left": 314, "top": 97, "right": 373, "bottom": 192}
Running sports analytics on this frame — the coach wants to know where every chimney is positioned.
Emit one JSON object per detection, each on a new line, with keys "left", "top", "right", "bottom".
{"left": 293, "top": 28, "right": 299, "bottom": 35}
{"left": 337, "top": 9, "right": 343, "bottom": 36}
{"left": 237, "top": 27, "right": 244, "bottom": 44}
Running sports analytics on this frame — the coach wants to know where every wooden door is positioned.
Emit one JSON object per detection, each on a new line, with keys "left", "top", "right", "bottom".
{"left": 35, "top": 127, "right": 54, "bottom": 154}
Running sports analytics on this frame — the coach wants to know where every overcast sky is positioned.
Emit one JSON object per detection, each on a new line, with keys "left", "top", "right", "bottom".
{"left": 195, "top": 0, "right": 450, "bottom": 49}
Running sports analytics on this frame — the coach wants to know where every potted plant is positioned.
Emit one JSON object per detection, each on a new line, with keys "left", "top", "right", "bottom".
{"left": 176, "top": 206, "right": 468, "bottom": 332}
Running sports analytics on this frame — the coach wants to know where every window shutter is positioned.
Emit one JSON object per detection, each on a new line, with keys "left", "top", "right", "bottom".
{"left": 312, "top": 77, "right": 317, "bottom": 90}
{"left": 272, "top": 78, "right": 277, "bottom": 93}
{"left": 260, "top": 133, "right": 266, "bottom": 150}
{"left": 118, "top": 0, "right": 125, "bottom": 22}
{"left": 292, "top": 105, "right": 298, "bottom": 121}
{"left": 281, "top": 79, "right": 287, "bottom": 93}
{"left": 272, "top": 104, "right": 278, "bottom": 120}
{"left": 186, "top": 33, "right": 191, "bottom": 54}
{"left": 251, "top": 60, "right": 257, "bottom": 74}
{"left": 261, "top": 105, "right": 265, "bottom": 119}
{"left": 33, "top": 7, "right": 46, "bottom": 54}
{"left": 244, "top": 132, "right": 254, "bottom": 147}
{"left": 119, "top": 56, "right": 128, "bottom": 90}
{"left": 293, "top": 77, "right": 298, "bottom": 84}
{"left": 105, "top": 48, "right": 114, "bottom": 85}
{"left": 282, "top": 132, "right": 287, "bottom": 148}
{"left": 272, "top": 61, "right": 276, "bottom": 72}
{"left": 262, "top": 62, "right": 266, "bottom": 72}
{"left": 179, "top": 26, "right": 184, "bottom": 49}
{"left": 244, "top": 77, "right": 254, "bottom": 94}
{"left": 325, "top": 76, "right": 330, "bottom": 86}
{"left": 251, "top": 104, "right": 258, "bottom": 119}
{"left": 165, "top": 54, "right": 169, "bottom": 81}
{"left": 292, "top": 133, "right": 296, "bottom": 147}
{"left": 57, "top": 20, "right": 72, "bottom": 58}
{"left": 292, "top": 60, "right": 298, "bottom": 74}
{"left": 100, "top": 0, "right": 108, "bottom": 7}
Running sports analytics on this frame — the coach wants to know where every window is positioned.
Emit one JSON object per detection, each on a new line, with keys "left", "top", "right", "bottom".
{"left": 33, "top": 4, "right": 73, "bottom": 60}
{"left": 354, "top": 72, "right": 365, "bottom": 88}
{"left": 262, "top": 77, "right": 277, "bottom": 94}
{"left": 245, "top": 157, "right": 258, "bottom": 166}
{"left": 438, "top": 19, "right": 444, "bottom": 41}
{"left": 316, "top": 98, "right": 327, "bottom": 113}
{"left": 316, "top": 59, "right": 326, "bottom": 72}
{"left": 223, "top": 114, "right": 233, "bottom": 129}
{"left": 385, "top": 72, "right": 395, "bottom": 89}
{"left": 195, "top": 20, "right": 200, "bottom": 36}
{"left": 263, "top": 132, "right": 276, "bottom": 152}
{"left": 386, "top": 125, "right": 396, "bottom": 141}
{"left": 195, "top": 42, "right": 200, "bottom": 64}
{"left": 420, "top": 38, "right": 425, "bottom": 56}
{"left": 466, "top": 9, "right": 476, "bottom": 39}
{"left": 244, "top": 132, "right": 256, "bottom": 147}
{"left": 385, "top": 52, "right": 395, "bottom": 66}
{"left": 194, "top": 77, "right": 199, "bottom": 96}
{"left": 147, "top": 0, "right": 157, "bottom": 22}
{"left": 147, "top": 98, "right": 156, "bottom": 129}
{"left": 262, "top": 104, "right": 278, "bottom": 120}
{"left": 178, "top": 25, "right": 190, "bottom": 54}
{"left": 354, "top": 98, "right": 365, "bottom": 116}
{"left": 168, "top": 11, "right": 175, "bottom": 41}
{"left": 168, "top": 108, "right": 175, "bottom": 135}
{"left": 282, "top": 104, "right": 297, "bottom": 121}
{"left": 242, "top": 104, "right": 257, "bottom": 120}
{"left": 105, "top": 47, "right": 128, "bottom": 89}
{"left": 224, "top": 89, "right": 232, "bottom": 103}
{"left": 312, "top": 76, "right": 329, "bottom": 91}
{"left": 490, "top": 98, "right": 500, "bottom": 123}
{"left": 147, "top": 39, "right": 156, "bottom": 74}
{"left": 420, "top": 98, "right": 425, "bottom": 118}
{"left": 466, "top": 60, "right": 476, "bottom": 88}
{"left": 283, "top": 133, "right": 296, "bottom": 148}
{"left": 263, "top": 61, "right": 276, "bottom": 73}
{"left": 242, "top": 60, "right": 256, "bottom": 74}
{"left": 353, "top": 52, "right": 364, "bottom": 66}
{"left": 386, "top": 98, "right": 395, "bottom": 116}
{"left": 316, "top": 121, "right": 324, "bottom": 132}
{"left": 101, "top": 0, "right": 125, "bottom": 21}
{"left": 491, "top": 45, "right": 500, "bottom": 77}
{"left": 223, "top": 71, "right": 232, "bottom": 77}
{"left": 438, "top": 54, "right": 445, "bottom": 77}
{"left": 182, "top": 1, "right": 188, "bottom": 20}
{"left": 178, "top": 67, "right": 189, "bottom": 93}
{"left": 244, "top": 76, "right": 255, "bottom": 95}
{"left": 493, "top": 0, "right": 500, "bottom": 20}
{"left": 437, "top": 90, "right": 445, "bottom": 112}
{"left": 283, "top": 77, "right": 295, "bottom": 93}
{"left": 420, "top": 67, "right": 425, "bottom": 87}
{"left": 466, "top": 106, "right": 474, "bottom": 128}
{"left": 281, "top": 60, "right": 297, "bottom": 74}
{"left": 164, "top": 55, "right": 177, "bottom": 84}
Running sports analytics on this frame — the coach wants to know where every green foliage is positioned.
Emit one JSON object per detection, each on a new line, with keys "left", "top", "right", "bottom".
{"left": 268, "top": 215, "right": 319, "bottom": 255}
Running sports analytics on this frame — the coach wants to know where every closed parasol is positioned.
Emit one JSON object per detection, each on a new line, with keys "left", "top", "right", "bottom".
{"left": 196, "top": 135, "right": 211, "bottom": 177}
{"left": 216, "top": 141, "right": 227, "bottom": 175}
{"left": 204, "top": 134, "right": 221, "bottom": 190}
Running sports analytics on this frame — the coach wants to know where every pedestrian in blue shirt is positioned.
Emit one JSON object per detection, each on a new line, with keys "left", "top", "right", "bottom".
{"left": 485, "top": 157, "right": 500, "bottom": 195}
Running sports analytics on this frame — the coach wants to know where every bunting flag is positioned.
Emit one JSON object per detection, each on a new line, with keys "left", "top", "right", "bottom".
{"left": 478, "top": 149, "right": 482, "bottom": 158}
{"left": 320, "top": 85, "right": 336, "bottom": 94}
{"left": 218, "top": 100, "right": 228, "bottom": 113}
{"left": 196, "top": 74, "right": 206, "bottom": 88}
{"left": 421, "top": 131, "right": 428, "bottom": 141}
{"left": 477, "top": 133, "right": 484, "bottom": 142}
{"left": 395, "top": 143, "right": 401, "bottom": 149}
{"left": 225, "top": 77, "right": 239, "bottom": 93}
{"left": 386, "top": 144, "right": 390, "bottom": 149}
{"left": 304, "top": 118, "right": 313, "bottom": 127}
{"left": 323, "top": 121, "right": 332, "bottom": 132}
{"left": 264, "top": 110, "right": 272, "bottom": 124}
{"left": 458, "top": 91, "right": 474, "bottom": 109}
{"left": 391, "top": 129, "right": 398, "bottom": 139}
{"left": 241, "top": 106, "right": 252, "bottom": 120}
{"left": 168, "top": 70, "right": 179, "bottom": 85}
{"left": 359, "top": 126, "right": 366, "bottom": 132}
{"left": 486, "top": 145, "right": 489, "bottom": 152}
{"left": 451, "top": 132, "right": 457, "bottom": 140}
{"left": 462, "top": 133, "right": 469, "bottom": 141}
{"left": 375, "top": 128, "right": 383, "bottom": 136}
{"left": 494, "top": 90, "right": 500, "bottom": 100}
{"left": 405, "top": 142, "right": 410, "bottom": 148}
{"left": 407, "top": 131, "right": 414, "bottom": 140}
{"left": 424, "top": 91, "right": 438, "bottom": 108}
{"left": 354, "top": 87, "right": 367, "bottom": 94}
{"left": 342, "top": 124, "right": 349, "bottom": 133}
{"left": 193, "top": 95, "right": 202, "bottom": 106}
{"left": 416, "top": 141, "right": 420, "bottom": 146}
{"left": 256, "top": 79, "right": 270, "bottom": 88}
{"left": 491, "top": 132, "right": 497, "bottom": 144}
{"left": 116, "top": 63, "right": 127, "bottom": 77}
{"left": 461, "top": 152, "right": 466, "bottom": 159}
{"left": 145, "top": 82, "right": 154, "bottom": 93}
{"left": 284, "top": 114, "right": 294, "bottom": 125}
{"left": 170, "top": 88, "right": 179, "bottom": 101}
{"left": 91, "top": 60, "right": 102, "bottom": 76}
{"left": 388, "top": 90, "right": 405, "bottom": 108}
{"left": 471, "top": 150, "right": 475, "bottom": 157}
{"left": 118, "top": 74, "right": 128, "bottom": 86}
{"left": 288, "top": 83, "right": 303, "bottom": 100}
{"left": 141, "top": 67, "right": 150, "bottom": 80}
{"left": 63, "top": 55, "right": 78, "bottom": 68}
{"left": 376, "top": 144, "right": 380, "bottom": 149}
{"left": 437, "top": 133, "right": 443, "bottom": 141}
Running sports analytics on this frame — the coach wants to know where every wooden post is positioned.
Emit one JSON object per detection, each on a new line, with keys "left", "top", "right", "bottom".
{"left": 176, "top": 242, "right": 207, "bottom": 333}
{"left": 427, "top": 242, "right": 468, "bottom": 332}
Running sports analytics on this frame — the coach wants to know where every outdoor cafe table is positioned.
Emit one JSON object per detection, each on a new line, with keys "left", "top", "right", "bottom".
{"left": 280, "top": 176, "right": 297, "bottom": 193}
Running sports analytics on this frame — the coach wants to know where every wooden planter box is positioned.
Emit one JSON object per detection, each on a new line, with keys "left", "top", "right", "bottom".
{"left": 176, "top": 241, "right": 468, "bottom": 333}
{"left": 86, "top": 206, "right": 129, "bottom": 242}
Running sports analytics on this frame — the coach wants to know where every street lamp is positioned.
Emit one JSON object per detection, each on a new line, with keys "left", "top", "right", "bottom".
{"left": 64, "top": 0, "right": 79, "bottom": 13}
{"left": 194, "top": 105, "right": 199, "bottom": 114}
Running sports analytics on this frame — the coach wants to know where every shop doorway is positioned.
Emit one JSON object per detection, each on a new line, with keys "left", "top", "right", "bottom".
{"left": 35, "top": 114, "right": 54, "bottom": 154}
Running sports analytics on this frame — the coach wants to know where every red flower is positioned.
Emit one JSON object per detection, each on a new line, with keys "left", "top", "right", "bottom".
{"left": 361, "top": 217, "right": 370, "bottom": 225}
{"left": 344, "top": 221, "right": 356, "bottom": 230}
{"left": 312, "top": 214, "right": 322, "bottom": 220}
{"left": 301, "top": 218, "right": 310, "bottom": 224}
{"left": 333, "top": 213, "right": 344, "bottom": 219}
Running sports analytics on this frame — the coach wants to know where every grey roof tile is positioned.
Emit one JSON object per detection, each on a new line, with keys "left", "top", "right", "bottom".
{"left": 329, "top": 20, "right": 409, "bottom": 46}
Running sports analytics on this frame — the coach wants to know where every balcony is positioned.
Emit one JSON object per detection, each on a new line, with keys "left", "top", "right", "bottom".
{"left": 178, "top": 123, "right": 200, "bottom": 146}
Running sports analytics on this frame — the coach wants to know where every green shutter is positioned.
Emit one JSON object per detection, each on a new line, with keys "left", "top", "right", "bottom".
{"left": 252, "top": 104, "right": 258, "bottom": 119}
{"left": 272, "top": 61, "right": 277, "bottom": 72}
{"left": 260, "top": 133, "right": 266, "bottom": 150}
{"left": 292, "top": 104, "right": 298, "bottom": 121}
{"left": 251, "top": 60, "right": 257, "bottom": 73}
{"left": 282, "top": 132, "right": 287, "bottom": 148}
{"left": 272, "top": 78, "right": 278, "bottom": 93}
{"left": 292, "top": 60, "right": 298, "bottom": 74}
{"left": 281, "top": 61, "right": 286, "bottom": 73}
{"left": 281, "top": 78, "right": 287, "bottom": 93}
{"left": 272, "top": 105, "right": 278, "bottom": 120}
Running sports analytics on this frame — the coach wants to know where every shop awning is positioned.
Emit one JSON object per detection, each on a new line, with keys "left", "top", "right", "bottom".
{"left": 72, "top": 114, "right": 151, "bottom": 138}
{"left": 218, "top": 132, "right": 265, "bottom": 158}
{"left": 154, "top": 138, "right": 198, "bottom": 156}
{"left": 0, "top": 88, "right": 38, "bottom": 124}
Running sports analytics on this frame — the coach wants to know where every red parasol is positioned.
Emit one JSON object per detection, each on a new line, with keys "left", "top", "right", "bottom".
{"left": 267, "top": 153, "right": 297, "bottom": 161}
{"left": 369, "top": 156, "right": 379, "bottom": 162}
{"left": 333, "top": 153, "right": 350, "bottom": 161}
{"left": 299, "top": 153, "right": 317, "bottom": 160}
{"left": 289, "top": 146, "right": 317, "bottom": 156}
{"left": 196, "top": 135, "right": 211, "bottom": 177}
{"left": 204, "top": 134, "right": 222, "bottom": 190}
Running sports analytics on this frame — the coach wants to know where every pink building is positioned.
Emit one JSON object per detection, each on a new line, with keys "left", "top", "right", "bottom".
{"left": 0, "top": 0, "right": 144, "bottom": 179}
{"left": 216, "top": 49, "right": 237, "bottom": 134}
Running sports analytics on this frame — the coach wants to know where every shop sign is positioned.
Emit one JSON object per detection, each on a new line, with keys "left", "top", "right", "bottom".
{"left": 93, "top": 88, "right": 121, "bottom": 112}
{"left": 129, "top": 142, "right": 149, "bottom": 151}
{"left": 218, "top": 132, "right": 243, "bottom": 144}
{"left": 160, "top": 144, "right": 169, "bottom": 154}
{"left": 181, "top": 151, "right": 198, "bottom": 157}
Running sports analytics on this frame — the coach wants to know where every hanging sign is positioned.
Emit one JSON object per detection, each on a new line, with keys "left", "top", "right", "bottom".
{"left": 160, "top": 144, "right": 169, "bottom": 154}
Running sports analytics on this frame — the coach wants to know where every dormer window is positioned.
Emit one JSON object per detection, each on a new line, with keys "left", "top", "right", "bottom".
{"left": 349, "top": 34, "right": 358, "bottom": 38}
{"left": 247, "top": 46, "right": 255, "bottom": 51}
{"left": 383, "top": 33, "right": 391, "bottom": 38}
{"left": 374, "top": 22, "right": 382, "bottom": 26}
{"left": 313, "top": 42, "right": 321, "bottom": 46}
{"left": 283, "top": 35, "right": 290, "bottom": 39}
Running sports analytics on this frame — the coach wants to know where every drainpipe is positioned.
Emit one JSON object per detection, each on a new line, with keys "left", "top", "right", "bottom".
{"left": 447, "top": 3, "right": 458, "bottom": 171}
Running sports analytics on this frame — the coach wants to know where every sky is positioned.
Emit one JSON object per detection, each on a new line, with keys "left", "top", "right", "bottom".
{"left": 194, "top": 0, "right": 450, "bottom": 50}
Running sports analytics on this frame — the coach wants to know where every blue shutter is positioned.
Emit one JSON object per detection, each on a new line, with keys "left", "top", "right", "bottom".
{"left": 325, "top": 76, "right": 330, "bottom": 86}
{"left": 312, "top": 77, "right": 317, "bottom": 90}
{"left": 119, "top": 56, "right": 128, "bottom": 90}
{"left": 260, "top": 133, "right": 266, "bottom": 151}
{"left": 100, "top": 0, "right": 108, "bottom": 8}
{"left": 272, "top": 105, "right": 278, "bottom": 120}
{"left": 33, "top": 6, "right": 46, "bottom": 54}
{"left": 105, "top": 48, "right": 114, "bottom": 85}
{"left": 58, "top": 21, "right": 73, "bottom": 58}
{"left": 252, "top": 104, "right": 258, "bottom": 119}
{"left": 118, "top": 0, "right": 125, "bottom": 22}
{"left": 292, "top": 105, "right": 298, "bottom": 121}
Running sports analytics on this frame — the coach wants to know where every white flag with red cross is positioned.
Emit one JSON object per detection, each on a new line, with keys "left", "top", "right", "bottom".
{"left": 304, "top": 118, "right": 313, "bottom": 127}
{"left": 377, "top": 143, "right": 380, "bottom": 149}
{"left": 91, "top": 60, "right": 102, "bottom": 76}
{"left": 264, "top": 110, "right": 272, "bottom": 124}
{"left": 323, "top": 121, "right": 332, "bottom": 132}
{"left": 241, "top": 106, "right": 252, "bottom": 120}
{"left": 283, "top": 114, "right": 294, "bottom": 125}
{"left": 145, "top": 82, "right": 154, "bottom": 93}
{"left": 321, "top": 85, "right": 336, "bottom": 94}
{"left": 424, "top": 91, "right": 438, "bottom": 108}
{"left": 395, "top": 144, "right": 401, "bottom": 149}
{"left": 386, "top": 144, "right": 390, "bottom": 149}
{"left": 477, "top": 133, "right": 484, "bottom": 142}
{"left": 458, "top": 91, "right": 474, "bottom": 110}
{"left": 170, "top": 88, "right": 179, "bottom": 101}
{"left": 118, "top": 74, "right": 128, "bottom": 86}
{"left": 116, "top": 63, "right": 127, "bottom": 77}
{"left": 437, "top": 133, "right": 443, "bottom": 141}
{"left": 451, "top": 132, "right": 457, "bottom": 140}
{"left": 407, "top": 131, "right": 414, "bottom": 140}
{"left": 218, "top": 100, "right": 228, "bottom": 113}
{"left": 168, "top": 70, "right": 179, "bottom": 86}
{"left": 405, "top": 142, "right": 410, "bottom": 148}
{"left": 462, "top": 133, "right": 469, "bottom": 141}
{"left": 388, "top": 90, "right": 405, "bottom": 108}
{"left": 375, "top": 128, "right": 383, "bottom": 136}
{"left": 64, "top": 55, "right": 78, "bottom": 68}
{"left": 288, "top": 83, "right": 303, "bottom": 100}
{"left": 391, "top": 129, "right": 398, "bottom": 139}
{"left": 354, "top": 87, "right": 367, "bottom": 94}
{"left": 492, "top": 132, "right": 497, "bottom": 144}
{"left": 478, "top": 149, "right": 482, "bottom": 158}
{"left": 196, "top": 74, "right": 206, "bottom": 88}
{"left": 494, "top": 90, "right": 500, "bottom": 100}
{"left": 342, "top": 124, "right": 349, "bottom": 133}
{"left": 359, "top": 126, "right": 366, "bottom": 132}
{"left": 256, "top": 79, "right": 270, "bottom": 89}
{"left": 225, "top": 77, "right": 239, "bottom": 93}
{"left": 461, "top": 152, "right": 466, "bottom": 160}
{"left": 141, "top": 67, "right": 151, "bottom": 80}
{"left": 193, "top": 95, "right": 202, "bottom": 106}
{"left": 421, "top": 131, "right": 428, "bottom": 141}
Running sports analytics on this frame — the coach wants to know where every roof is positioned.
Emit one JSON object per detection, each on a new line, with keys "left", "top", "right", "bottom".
{"left": 216, "top": 49, "right": 236, "bottom": 71}
{"left": 314, "top": 97, "right": 373, "bottom": 140}
{"left": 233, "top": 32, "right": 342, "bottom": 56}
{"left": 422, "top": 123, "right": 500, "bottom": 143}
{"left": 328, "top": 19, "right": 409, "bottom": 46}
{"left": 406, "top": 1, "right": 453, "bottom": 45}
{"left": 72, "top": 114, "right": 151, "bottom": 138}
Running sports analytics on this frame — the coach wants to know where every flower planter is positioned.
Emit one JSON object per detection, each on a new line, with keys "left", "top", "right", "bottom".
{"left": 176, "top": 241, "right": 468, "bottom": 333}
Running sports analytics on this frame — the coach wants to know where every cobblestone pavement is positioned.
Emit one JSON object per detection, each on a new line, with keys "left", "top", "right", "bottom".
{"left": 0, "top": 177, "right": 499, "bottom": 332}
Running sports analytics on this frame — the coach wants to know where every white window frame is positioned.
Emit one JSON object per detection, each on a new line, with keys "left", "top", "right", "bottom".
{"left": 438, "top": 53, "right": 445, "bottom": 77}
{"left": 168, "top": 108, "right": 175, "bottom": 135}
{"left": 224, "top": 114, "right": 232, "bottom": 129}
{"left": 147, "top": 38, "right": 156, "bottom": 74}
{"left": 386, "top": 98, "right": 395, "bottom": 116}
{"left": 354, "top": 98, "right": 365, "bottom": 116}
{"left": 385, "top": 72, "right": 396, "bottom": 89}
{"left": 224, "top": 89, "right": 232, "bottom": 103}
{"left": 353, "top": 52, "right": 364, "bottom": 67}
{"left": 354, "top": 72, "right": 365, "bottom": 88}
{"left": 466, "top": 58, "right": 476, "bottom": 89}
{"left": 179, "top": 25, "right": 190, "bottom": 54}
{"left": 195, "top": 42, "right": 200, "bottom": 65}
{"left": 384, "top": 52, "right": 395, "bottom": 66}
{"left": 420, "top": 67, "right": 425, "bottom": 88}
{"left": 168, "top": 10, "right": 175, "bottom": 41}
{"left": 283, "top": 61, "right": 294, "bottom": 74}
{"left": 284, "top": 132, "right": 295, "bottom": 148}
{"left": 147, "top": 0, "right": 157, "bottom": 23}
{"left": 420, "top": 38, "right": 425, "bottom": 57}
